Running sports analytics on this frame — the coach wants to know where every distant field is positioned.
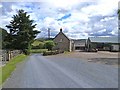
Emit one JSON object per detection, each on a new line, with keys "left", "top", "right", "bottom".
{"left": 30, "top": 49, "right": 48, "bottom": 53}
{"left": 32, "top": 40, "right": 43, "bottom": 46}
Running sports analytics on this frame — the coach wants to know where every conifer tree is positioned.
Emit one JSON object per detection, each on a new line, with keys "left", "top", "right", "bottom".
{"left": 5, "top": 9, "right": 40, "bottom": 54}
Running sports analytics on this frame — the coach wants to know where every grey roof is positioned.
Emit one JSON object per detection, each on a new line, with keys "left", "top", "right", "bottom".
{"left": 54, "top": 31, "right": 70, "bottom": 41}
{"left": 73, "top": 39, "right": 87, "bottom": 43}
{"left": 88, "top": 37, "right": 119, "bottom": 43}
{"left": 73, "top": 39, "right": 87, "bottom": 46}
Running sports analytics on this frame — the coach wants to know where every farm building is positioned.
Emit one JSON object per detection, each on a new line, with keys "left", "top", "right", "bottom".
{"left": 72, "top": 39, "right": 87, "bottom": 51}
{"left": 86, "top": 37, "right": 120, "bottom": 51}
{"left": 53, "top": 28, "right": 119, "bottom": 52}
{"left": 53, "top": 28, "right": 87, "bottom": 52}
{"left": 53, "top": 28, "right": 74, "bottom": 52}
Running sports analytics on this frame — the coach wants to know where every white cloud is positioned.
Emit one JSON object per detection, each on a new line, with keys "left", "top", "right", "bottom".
{"left": 0, "top": 0, "right": 119, "bottom": 39}
{"left": 47, "top": 0, "right": 80, "bottom": 8}
{"left": 0, "top": 4, "right": 2, "bottom": 8}
{"left": 81, "top": 0, "right": 119, "bottom": 16}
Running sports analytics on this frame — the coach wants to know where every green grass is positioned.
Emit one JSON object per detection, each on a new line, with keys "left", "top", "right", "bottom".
{"left": 0, "top": 54, "right": 27, "bottom": 85}
{"left": 30, "top": 49, "right": 48, "bottom": 53}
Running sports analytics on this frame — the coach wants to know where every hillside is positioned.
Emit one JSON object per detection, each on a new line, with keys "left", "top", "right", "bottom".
{"left": 32, "top": 40, "right": 42, "bottom": 46}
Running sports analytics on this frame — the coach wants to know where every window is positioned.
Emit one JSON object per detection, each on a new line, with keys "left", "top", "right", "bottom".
{"left": 59, "top": 39, "right": 63, "bottom": 42}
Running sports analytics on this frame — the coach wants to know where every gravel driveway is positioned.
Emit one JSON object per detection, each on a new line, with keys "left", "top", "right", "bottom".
{"left": 58, "top": 51, "right": 119, "bottom": 66}
{"left": 3, "top": 54, "right": 118, "bottom": 88}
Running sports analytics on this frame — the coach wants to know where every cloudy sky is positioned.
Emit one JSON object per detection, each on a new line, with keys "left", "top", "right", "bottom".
{"left": 0, "top": 0, "right": 119, "bottom": 39}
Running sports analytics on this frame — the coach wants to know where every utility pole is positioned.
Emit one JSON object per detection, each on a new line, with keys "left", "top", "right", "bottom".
{"left": 48, "top": 28, "right": 50, "bottom": 39}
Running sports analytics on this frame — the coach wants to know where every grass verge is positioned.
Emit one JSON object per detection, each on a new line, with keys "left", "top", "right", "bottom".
{"left": 0, "top": 54, "right": 27, "bottom": 85}
{"left": 30, "top": 49, "right": 48, "bottom": 53}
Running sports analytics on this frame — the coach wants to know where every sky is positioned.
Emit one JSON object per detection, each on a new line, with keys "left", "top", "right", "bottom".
{"left": 0, "top": 0, "right": 119, "bottom": 39}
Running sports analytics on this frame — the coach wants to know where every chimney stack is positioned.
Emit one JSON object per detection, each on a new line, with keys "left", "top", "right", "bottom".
{"left": 60, "top": 28, "right": 62, "bottom": 32}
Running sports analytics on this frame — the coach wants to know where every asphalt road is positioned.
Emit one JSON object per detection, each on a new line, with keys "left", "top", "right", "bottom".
{"left": 3, "top": 54, "right": 118, "bottom": 88}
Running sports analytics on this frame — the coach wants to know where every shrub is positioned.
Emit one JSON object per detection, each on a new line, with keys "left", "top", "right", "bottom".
{"left": 23, "top": 49, "right": 30, "bottom": 55}
{"left": 43, "top": 50, "right": 64, "bottom": 56}
{"left": 30, "top": 49, "right": 48, "bottom": 53}
{"left": 44, "top": 40, "right": 55, "bottom": 51}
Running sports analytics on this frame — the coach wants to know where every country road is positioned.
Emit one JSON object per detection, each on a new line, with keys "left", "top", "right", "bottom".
{"left": 3, "top": 54, "right": 118, "bottom": 88}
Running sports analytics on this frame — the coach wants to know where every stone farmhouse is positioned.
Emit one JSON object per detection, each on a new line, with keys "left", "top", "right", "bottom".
{"left": 53, "top": 28, "right": 120, "bottom": 52}
{"left": 53, "top": 28, "right": 87, "bottom": 52}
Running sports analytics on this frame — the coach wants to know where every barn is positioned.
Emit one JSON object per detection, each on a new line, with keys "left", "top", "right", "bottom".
{"left": 86, "top": 37, "right": 120, "bottom": 51}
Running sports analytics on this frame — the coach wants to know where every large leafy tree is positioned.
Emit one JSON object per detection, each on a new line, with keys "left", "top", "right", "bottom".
{"left": 5, "top": 9, "right": 40, "bottom": 51}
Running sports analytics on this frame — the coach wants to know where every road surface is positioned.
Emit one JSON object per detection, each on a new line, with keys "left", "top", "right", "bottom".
{"left": 3, "top": 54, "right": 118, "bottom": 88}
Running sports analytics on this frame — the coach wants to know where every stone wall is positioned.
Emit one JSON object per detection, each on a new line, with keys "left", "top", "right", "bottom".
{"left": 0, "top": 50, "right": 22, "bottom": 66}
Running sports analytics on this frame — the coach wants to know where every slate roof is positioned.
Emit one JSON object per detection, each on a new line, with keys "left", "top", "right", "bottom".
{"left": 88, "top": 37, "right": 119, "bottom": 43}
{"left": 54, "top": 31, "right": 70, "bottom": 41}
{"left": 73, "top": 39, "right": 87, "bottom": 46}
{"left": 73, "top": 39, "right": 87, "bottom": 43}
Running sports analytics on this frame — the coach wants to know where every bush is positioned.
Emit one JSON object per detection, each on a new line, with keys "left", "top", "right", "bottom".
{"left": 44, "top": 40, "right": 55, "bottom": 51}
{"left": 43, "top": 50, "right": 64, "bottom": 56}
{"left": 23, "top": 49, "right": 30, "bottom": 55}
{"left": 43, "top": 51, "right": 55, "bottom": 56}
{"left": 30, "top": 49, "right": 48, "bottom": 53}
{"left": 31, "top": 45, "right": 40, "bottom": 49}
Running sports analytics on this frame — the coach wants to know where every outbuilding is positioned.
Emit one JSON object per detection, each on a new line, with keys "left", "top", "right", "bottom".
{"left": 86, "top": 37, "right": 120, "bottom": 51}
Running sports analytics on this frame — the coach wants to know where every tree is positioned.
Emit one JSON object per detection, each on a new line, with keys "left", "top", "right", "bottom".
{"left": 44, "top": 40, "right": 55, "bottom": 51}
{"left": 5, "top": 9, "right": 40, "bottom": 54}
{"left": 0, "top": 27, "right": 8, "bottom": 49}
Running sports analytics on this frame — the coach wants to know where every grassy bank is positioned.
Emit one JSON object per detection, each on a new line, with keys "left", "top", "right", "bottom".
{"left": 30, "top": 49, "right": 48, "bottom": 53}
{"left": 0, "top": 54, "right": 27, "bottom": 85}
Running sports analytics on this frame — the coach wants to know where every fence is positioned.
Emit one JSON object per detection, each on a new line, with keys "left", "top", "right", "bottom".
{"left": 0, "top": 50, "right": 22, "bottom": 66}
